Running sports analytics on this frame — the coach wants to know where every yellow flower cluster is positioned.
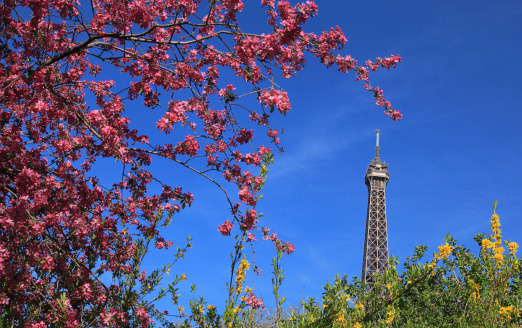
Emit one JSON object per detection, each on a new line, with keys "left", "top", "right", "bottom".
{"left": 435, "top": 243, "right": 452, "bottom": 260}
{"left": 481, "top": 239, "right": 494, "bottom": 249}
{"left": 482, "top": 213, "right": 507, "bottom": 266}
{"left": 335, "top": 313, "right": 347, "bottom": 326}
{"left": 499, "top": 305, "right": 514, "bottom": 320}
{"left": 353, "top": 322, "right": 362, "bottom": 328}
{"left": 508, "top": 241, "right": 519, "bottom": 254}
{"left": 490, "top": 214, "right": 501, "bottom": 243}
{"left": 469, "top": 279, "right": 480, "bottom": 300}
{"left": 355, "top": 303, "right": 364, "bottom": 310}
{"left": 492, "top": 246, "right": 505, "bottom": 262}
{"left": 386, "top": 309, "right": 395, "bottom": 324}
{"left": 234, "top": 259, "right": 250, "bottom": 295}
{"left": 172, "top": 293, "right": 180, "bottom": 305}
{"left": 337, "top": 292, "right": 350, "bottom": 302}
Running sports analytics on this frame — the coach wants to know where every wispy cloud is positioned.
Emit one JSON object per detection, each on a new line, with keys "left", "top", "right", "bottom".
{"left": 268, "top": 105, "right": 373, "bottom": 180}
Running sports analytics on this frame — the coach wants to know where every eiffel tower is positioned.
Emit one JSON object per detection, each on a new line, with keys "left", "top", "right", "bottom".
{"left": 361, "top": 130, "right": 390, "bottom": 285}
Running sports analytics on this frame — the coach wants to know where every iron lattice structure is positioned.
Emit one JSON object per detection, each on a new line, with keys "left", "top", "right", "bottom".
{"left": 361, "top": 130, "right": 390, "bottom": 285}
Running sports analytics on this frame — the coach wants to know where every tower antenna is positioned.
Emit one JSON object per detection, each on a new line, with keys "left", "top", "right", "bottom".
{"left": 375, "top": 130, "right": 380, "bottom": 161}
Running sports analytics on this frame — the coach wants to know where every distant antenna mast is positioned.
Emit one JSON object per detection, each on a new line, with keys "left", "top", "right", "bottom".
{"left": 375, "top": 129, "right": 380, "bottom": 162}
{"left": 361, "top": 130, "right": 390, "bottom": 285}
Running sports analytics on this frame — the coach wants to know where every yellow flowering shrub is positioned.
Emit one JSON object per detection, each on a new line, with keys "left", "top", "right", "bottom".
{"left": 178, "top": 203, "right": 521, "bottom": 328}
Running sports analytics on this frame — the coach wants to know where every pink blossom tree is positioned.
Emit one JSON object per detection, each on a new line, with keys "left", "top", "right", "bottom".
{"left": 0, "top": 0, "right": 400, "bottom": 325}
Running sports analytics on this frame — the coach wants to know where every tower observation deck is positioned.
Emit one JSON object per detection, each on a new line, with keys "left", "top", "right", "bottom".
{"left": 361, "top": 130, "right": 390, "bottom": 285}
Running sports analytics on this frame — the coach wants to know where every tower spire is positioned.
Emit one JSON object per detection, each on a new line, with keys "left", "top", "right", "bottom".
{"left": 374, "top": 130, "right": 380, "bottom": 162}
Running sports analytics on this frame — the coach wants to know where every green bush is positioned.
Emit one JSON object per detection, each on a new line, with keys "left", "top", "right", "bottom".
{"left": 174, "top": 203, "right": 521, "bottom": 328}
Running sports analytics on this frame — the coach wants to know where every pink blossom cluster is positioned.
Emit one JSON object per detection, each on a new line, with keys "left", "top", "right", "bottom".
{"left": 260, "top": 89, "right": 291, "bottom": 115}
{"left": 0, "top": 0, "right": 400, "bottom": 324}
{"left": 241, "top": 209, "right": 258, "bottom": 230}
{"left": 219, "top": 220, "right": 235, "bottom": 236}
{"left": 262, "top": 227, "right": 295, "bottom": 254}
{"left": 245, "top": 293, "right": 265, "bottom": 309}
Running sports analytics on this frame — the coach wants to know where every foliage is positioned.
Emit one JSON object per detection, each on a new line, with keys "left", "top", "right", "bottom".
{"left": 137, "top": 205, "right": 521, "bottom": 328}
{"left": 232, "top": 204, "right": 520, "bottom": 328}
{"left": 0, "top": 0, "right": 401, "bottom": 326}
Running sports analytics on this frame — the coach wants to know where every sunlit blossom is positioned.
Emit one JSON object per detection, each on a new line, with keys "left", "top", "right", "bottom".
{"left": 435, "top": 243, "right": 452, "bottom": 260}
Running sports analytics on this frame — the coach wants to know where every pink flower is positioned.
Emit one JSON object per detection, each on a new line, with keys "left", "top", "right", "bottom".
{"left": 267, "top": 129, "right": 278, "bottom": 138}
{"left": 175, "top": 135, "right": 200, "bottom": 156}
{"left": 0, "top": 295, "right": 10, "bottom": 305}
{"left": 283, "top": 241, "right": 295, "bottom": 254}
{"left": 238, "top": 186, "right": 256, "bottom": 206}
{"left": 241, "top": 209, "right": 257, "bottom": 230}
{"left": 218, "top": 84, "right": 236, "bottom": 97}
{"left": 138, "top": 271, "right": 147, "bottom": 282}
{"left": 135, "top": 307, "right": 152, "bottom": 327}
{"left": 247, "top": 233, "right": 257, "bottom": 242}
{"left": 155, "top": 241, "right": 164, "bottom": 249}
{"left": 258, "top": 145, "right": 271, "bottom": 156}
{"left": 259, "top": 89, "right": 291, "bottom": 114}
{"left": 264, "top": 232, "right": 277, "bottom": 241}
{"left": 245, "top": 293, "right": 265, "bottom": 309}
{"left": 218, "top": 220, "right": 234, "bottom": 236}
{"left": 386, "top": 110, "right": 402, "bottom": 121}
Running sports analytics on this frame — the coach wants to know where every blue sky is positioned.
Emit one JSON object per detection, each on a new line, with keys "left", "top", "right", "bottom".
{"left": 86, "top": 0, "right": 522, "bottom": 314}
